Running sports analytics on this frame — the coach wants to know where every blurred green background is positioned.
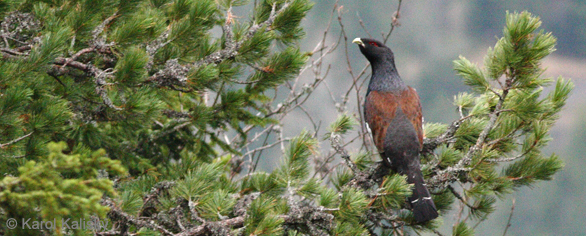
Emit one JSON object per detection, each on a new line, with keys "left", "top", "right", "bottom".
{"left": 289, "top": 0, "right": 585, "bottom": 235}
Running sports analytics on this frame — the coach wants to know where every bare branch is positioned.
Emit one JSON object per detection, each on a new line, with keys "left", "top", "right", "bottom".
{"left": 486, "top": 144, "right": 533, "bottom": 163}
{"left": 61, "top": 47, "right": 95, "bottom": 68}
{"left": 175, "top": 216, "right": 245, "bottom": 236}
{"left": 356, "top": 12, "right": 373, "bottom": 39}
{"left": 329, "top": 132, "right": 359, "bottom": 174}
{"left": 0, "top": 132, "right": 33, "bottom": 149}
{"left": 447, "top": 185, "right": 475, "bottom": 209}
{"left": 383, "top": 0, "right": 403, "bottom": 43}
{"left": 92, "top": 13, "right": 118, "bottom": 40}
{"left": 502, "top": 199, "right": 516, "bottom": 236}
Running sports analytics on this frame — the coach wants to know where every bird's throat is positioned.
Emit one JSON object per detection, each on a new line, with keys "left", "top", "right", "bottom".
{"left": 368, "top": 62, "right": 406, "bottom": 92}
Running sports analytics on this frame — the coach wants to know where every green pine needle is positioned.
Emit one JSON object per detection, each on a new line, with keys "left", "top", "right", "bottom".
{"left": 324, "top": 113, "right": 358, "bottom": 139}
{"left": 453, "top": 221, "right": 475, "bottom": 236}
{"left": 375, "top": 174, "right": 412, "bottom": 209}
{"left": 453, "top": 56, "right": 489, "bottom": 93}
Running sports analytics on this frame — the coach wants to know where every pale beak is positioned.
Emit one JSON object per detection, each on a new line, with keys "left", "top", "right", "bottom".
{"left": 352, "top": 38, "right": 364, "bottom": 46}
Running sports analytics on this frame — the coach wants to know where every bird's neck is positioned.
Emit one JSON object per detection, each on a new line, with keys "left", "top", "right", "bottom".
{"left": 367, "top": 60, "right": 406, "bottom": 92}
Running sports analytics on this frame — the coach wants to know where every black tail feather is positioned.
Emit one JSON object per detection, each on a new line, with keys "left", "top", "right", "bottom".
{"left": 382, "top": 151, "right": 438, "bottom": 223}
{"left": 408, "top": 170, "right": 438, "bottom": 223}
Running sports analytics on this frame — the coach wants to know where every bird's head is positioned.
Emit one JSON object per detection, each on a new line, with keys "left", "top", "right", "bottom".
{"left": 352, "top": 38, "right": 395, "bottom": 65}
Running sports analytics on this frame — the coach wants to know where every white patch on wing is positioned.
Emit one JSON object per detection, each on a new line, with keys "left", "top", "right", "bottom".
{"left": 365, "top": 122, "right": 372, "bottom": 134}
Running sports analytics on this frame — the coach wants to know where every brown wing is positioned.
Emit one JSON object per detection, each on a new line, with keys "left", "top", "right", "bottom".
{"left": 364, "top": 91, "right": 399, "bottom": 151}
{"left": 399, "top": 87, "right": 423, "bottom": 149}
{"left": 364, "top": 88, "right": 423, "bottom": 152}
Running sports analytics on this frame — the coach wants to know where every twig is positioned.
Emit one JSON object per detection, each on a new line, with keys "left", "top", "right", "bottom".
{"left": 337, "top": 5, "right": 372, "bottom": 153}
{"left": 502, "top": 199, "right": 516, "bottom": 236}
{"left": 486, "top": 144, "right": 533, "bottom": 163}
{"left": 485, "top": 124, "right": 524, "bottom": 147}
{"left": 61, "top": 47, "right": 95, "bottom": 68}
{"left": 250, "top": 127, "right": 275, "bottom": 173}
{"left": 430, "top": 228, "right": 445, "bottom": 236}
{"left": 383, "top": 0, "right": 403, "bottom": 43}
{"left": 298, "top": 105, "right": 321, "bottom": 133}
{"left": 422, "top": 114, "right": 473, "bottom": 155}
{"left": 0, "top": 132, "right": 33, "bottom": 149}
{"left": 0, "top": 47, "right": 27, "bottom": 56}
{"left": 356, "top": 12, "right": 373, "bottom": 39}
{"left": 95, "top": 231, "right": 121, "bottom": 236}
{"left": 175, "top": 216, "right": 245, "bottom": 236}
{"left": 242, "top": 136, "right": 292, "bottom": 158}
{"left": 188, "top": 200, "right": 207, "bottom": 224}
{"left": 92, "top": 12, "right": 118, "bottom": 40}
{"left": 53, "top": 57, "right": 122, "bottom": 110}
{"left": 429, "top": 166, "right": 472, "bottom": 187}
{"left": 330, "top": 133, "right": 359, "bottom": 174}
{"left": 447, "top": 185, "right": 475, "bottom": 209}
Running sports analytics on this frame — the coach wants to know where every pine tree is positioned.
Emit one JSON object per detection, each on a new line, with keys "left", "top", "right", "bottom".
{"left": 0, "top": 0, "right": 572, "bottom": 235}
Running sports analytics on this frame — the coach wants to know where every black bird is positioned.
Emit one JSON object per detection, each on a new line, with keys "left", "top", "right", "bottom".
{"left": 353, "top": 38, "right": 438, "bottom": 223}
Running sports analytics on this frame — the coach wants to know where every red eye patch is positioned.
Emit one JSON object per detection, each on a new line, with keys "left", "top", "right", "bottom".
{"left": 369, "top": 42, "right": 378, "bottom": 47}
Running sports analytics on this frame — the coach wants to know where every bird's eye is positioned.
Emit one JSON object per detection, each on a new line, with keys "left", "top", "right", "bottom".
{"left": 369, "top": 42, "right": 378, "bottom": 47}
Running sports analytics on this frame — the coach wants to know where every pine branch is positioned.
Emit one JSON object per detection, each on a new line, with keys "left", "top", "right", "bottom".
{"left": 0, "top": 47, "right": 27, "bottom": 57}
{"left": 95, "top": 231, "right": 122, "bottom": 236}
{"left": 148, "top": 1, "right": 293, "bottom": 90}
{"left": 54, "top": 57, "right": 122, "bottom": 110}
{"left": 281, "top": 202, "right": 335, "bottom": 235}
{"left": 444, "top": 80, "right": 511, "bottom": 174}
{"left": 422, "top": 114, "right": 473, "bottom": 155}
{"left": 102, "top": 197, "right": 175, "bottom": 236}
{"left": 485, "top": 123, "right": 524, "bottom": 147}
{"left": 223, "top": 6, "right": 236, "bottom": 51}
{"left": 92, "top": 12, "right": 118, "bottom": 40}
{"left": 176, "top": 216, "right": 244, "bottom": 236}
{"left": 146, "top": 28, "right": 172, "bottom": 58}
{"left": 191, "top": 1, "right": 292, "bottom": 69}
{"left": 0, "top": 15, "right": 122, "bottom": 111}
{"left": 465, "top": 89, "right": 509, "bottom": 161}
{"left": 91, "top": 12, "right": 117, "bottom": 53}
